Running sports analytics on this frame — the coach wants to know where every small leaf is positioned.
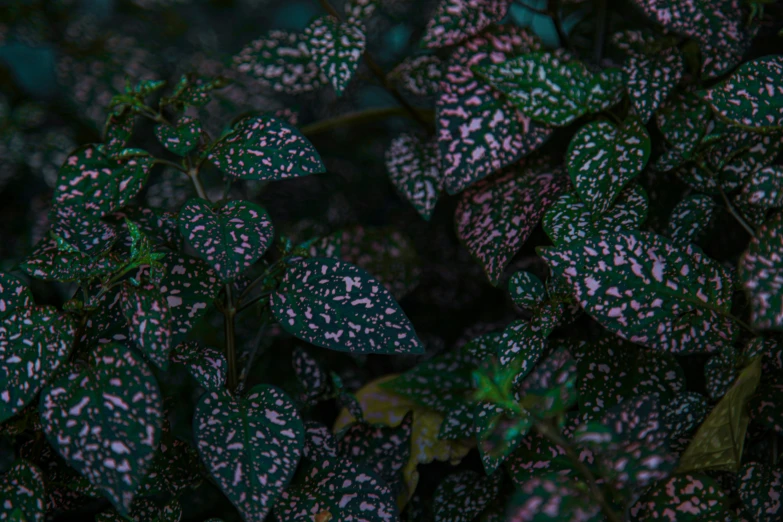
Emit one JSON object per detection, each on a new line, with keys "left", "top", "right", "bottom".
{"left": 507, "top": 271, "right": 545, "bottom": 310}
{"left": 630, "top": 474, "right": 731, "bottom": 521}
{"left": 271, "top": 257, "right": 423, "bottom": 354}
{"left": 742, "top": 166, "right": 783, "bottom": 208}
{"left": 208, "top": 116, "right": 324, "bottom": 181}
{"left": 0, "top": 460, "right": 45, "bottom": 521}
{"left": 0, "top": 273, "right": 32, "bottom": 321}
{"left": 421, "top": 0, "right": 510, "bottom": 49}
{"left": 625, "top": 47, "right": 684, "bottom": 123}
{"left": 566, "top": 117, "right": 651, "bottom": 214}
{"left": 154, "top": 117, "right": 202, "bottom": 156}
{"left": 433, "top": 470, "right": 501, "bottom": 522}
{"left": 740, "top": 214, "right": 783, "bottom": 330}
{"left": 292, "top": 347, "right": 331, "bottom": 404}
{"left": 345, "top": 0, "right": 378, "bottom": 20}
{"left": 304, "top": 16, "right": 366, "bottom": 96}
{"left": 170, "top": 342, "right": 226, "bottom": 392}
{"left": 385, "top": 133, "right": 443, "bottom": 220}
{"left": 667, "top": 193, "right": 715, "bottom": 245}
{"left": 179, "top": 198, "right": 274, "bottom": 283}
{"left": 39, "top": 343, "right": 164, "bottom": 514}
{"left": 390, "top": 55, "right": 442, "bottom": 97}
{"left": 120, "top": 283, "right": 172, "bottom": 370}
{"left": 194, "top": 385, "right": 305, "bottom": 522}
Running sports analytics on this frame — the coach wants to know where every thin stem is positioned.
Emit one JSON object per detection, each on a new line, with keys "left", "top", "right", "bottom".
{"left": 592, "top": 0, "right": 607, "bottom": 63}
{"left": 223, "top": 284, "right": 238, "bottom": 393}
{"left": 153, "top": 158, "right": 188, "bottom": 173}
{"left": 300, "top": 106, "right": 434, "bottom": 136}
{"left": 718, "top": 185, "right": 757, "bottom": 238}
{"left": 238, "top": 290, "right": 273, "bottom": 314}
{"left": 188, "top": 168, "right": 208, "bottom": 200}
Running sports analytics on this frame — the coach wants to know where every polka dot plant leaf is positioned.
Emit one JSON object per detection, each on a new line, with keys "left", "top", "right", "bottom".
{"left": 304, "top": 16, "right": 366, "bottom": 96}
{"left": 737, "top": 462, "right": 783, "bottom": 522}
{"left": 389, "top": 55, "right": 443, "bottom": 98}
{"left": 170, "top": 342, "right": 227, "bottom": 392}
{"left": 433, "top": 470, "right": 502, "bottom": 522}
{"left": 666, "top": 193, "right": 715, "bottom": 246}
{"left": 120, "top": 283, "right": 173, "bottom": 370}
{"left": 0, "top": 273, "right": 32, "bottom": 321}
{"left": 629, "top": 474, "right": 732, "bottom": 521}
{"left": 740, "top": 214, "right": 783, "bottom": 331}
{"left": 0, "top": 460, "right": 46, "bottom": 522}
{"left": 624, "top": 47, "right": 684, "bottom": 124}
{"left": 421, "top": 0, "right": 510, "bottom": 49}
{"left": 506, "top": 472, "right": 601, "bottom": 522}
{"left": 385, "top": 133, "right": 443, "bottom": 221}
{"left": 154, "top": 116, "right": 202, "bottom": 156}
{"left": 741, "top": 166, "right": 783, "bottom": 208}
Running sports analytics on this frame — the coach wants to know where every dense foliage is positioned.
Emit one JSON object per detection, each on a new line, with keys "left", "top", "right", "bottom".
{"left": 1, "top": 0, "right": 783, "bottom": 520}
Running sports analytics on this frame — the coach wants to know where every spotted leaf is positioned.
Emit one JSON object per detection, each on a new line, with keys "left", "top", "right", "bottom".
{"left": 345, "top": 0, "right": 378, "bottom": 20}
{"left": 304, "top": 16, "right": 365, "bottom": 96}
{"left": 421, "top": 0, "right": 510, "bottom": 49}
{"left": 233, "top": 31, "right": 328, "bottom": 94}
{"left": 456, "top": 160, "right": 570, "bottom": 285}
{"left": 433, "top": 470, "right": 502, "bottom": 522}
{"left": 385, "top": 133, "right": 444, "bottom": 220}
{"left": 0, "top": 273, "right": 32, "bottom": 321}
{"left": 20, "top": 237, "right": 123, "bottom": 282}
{"left": 0, "top": 460, "right": 45, "bottom": 521}
{"left": 539, "top": 231, "right": 736, "bottom": 353}
{"left": 292, "top": 346, "right": 331, "bottom": 404}
{"left": 506, "top": 431, "right": 570, "bottom": 488}
{"left": 154, "top": 117, "right": 202, "bottom": 156}
{"left": 567, "top": 117, "right": 651, "bottom": 214}
{"left": 390, "top": 55, "right": 443, "bottom": 97}
{"left": 39, "top": 343, "right": 164, "bottom": 514}
{"left": 507, "top": 473, "right": 600, "bottom": 522}
{"left": 742, "top": 166, "right": 783, "bottom": 208}
{"left": 170, "top": 342, "right": 226, "bottom": 392}
{"left": 738, "top": 462, "right": 783, "bottom": 522}
{"left": 630, "top": 474, "right": 731, "bottom": 521}
{"left": 740, "top": 214, "right": 783, "bottom": 330}
{"left": 508, "top": 271, "right": 545, "bottom": 310}
{"left": 0, "top": 307, "right": 74, "bottom": 424}
{"left": 653, "top": 92, "right": 711, "bottom": 173}
{"left": 208, "top": 116, "right": 324, "bottom": 181}
{"left": 749, "top": 374, "right": 783, "bottom": 434}
{"left": 194, "top": 385, "right": 304, "bottom": 522}
{"left": 96, "top": 498, "right": 182, "bottom": 522}
{"left": 179, "top": 198, "right": 274, "bottom": 283}
{"left": 701, "top": 55, "right": 783, "bottom": 130}
{"left": 120, "top": 283, "right": 172, "bottom": 370}
{"left": 625, "top": 47, "right": 684, "bottom": 123}
{"left": 271, "top": 257, "right": 423, "bottom": 354}
{"left": 667, "top": 193, "right": 715, "bottom": 245}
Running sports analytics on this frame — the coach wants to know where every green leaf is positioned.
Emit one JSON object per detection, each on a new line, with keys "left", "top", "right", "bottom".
{"left": 506, "top": 431, "right": 569, "bottom": 488}
{"left": 704, "top": 350, "right": 738, "bottom": 400}
{"left": 154, "top": 117, "right": 202, "bottom": 156}
{"left": 630, "top": 474, "right": 731, "bottom": 521}
{"left": 741, "top": 166, "right": 783, "bottom": 208}
{"left": 162, "top": 75, "right": 229, "bottom": 108}
{"left": 667, "top": 193, "right": 715, "bottom": 245}
{"left": 540, "top": 231, "right": 736, "bottom": 353}
{"left": 0, "top": 273, "right": 32, "bottom": 321}
{"left": 96, "top": 498, "right": 182, "bottom": 522}
{"left": 385, "top": 133, "right": 443, "bottom": 221}
{"left": 39, "top": 343, "right": 164, "bottom": 514}
{"left": 0, "top": 307, "right": 75, "bottom": 424}
{"left": 179, "top": 198, "right": 274, "bottom": 283}
{"left": 194, "top": 385, "right": 304, "bottom": 522}
{"left": 662, "top": 392, "right": 710, "bottom": 446}
{"left": 507, "top": 271, "right": 545, "bottom": 310}
{"left": 456, "top": 160, "right": 570, "bottom": 285}
{"left": 292, "top": 347, "right": 331, "bottom": 404}
{"left": 304, "top": 16, "right": 366, "bottom": 96}
{"left": 20, "top": 237, "right": 122, "bottom": 282}
{"left": 474, "top": 402, "right": 531, "bottom": 474}
{"left": 678, "top": 357, "right": 762, "bottom": 473}
{"left": 506, "top": 473, "right": 601, "bottom": 522}
{"left": 625, "top": 47, "right": 684, "bottom": 123}
{"left": 120, "top": 283, "right": 172, "bottom": 370}
{"left": 271, "top": 257, "right": 423, "bottom": 354}
{"left": 390, "top": 55, "right": 442, "bottom": 97}
{"left": 345, "top": 0, "right": 378, "bottom": 20}
{"left": 740, "top": 214, "right": 783, "bottom": 330}
{"left": 433, "top": 470, "right": 501, "bottom": 522}
{"left": 749, "top": 374, "right": 783, "bottom": 434}
{"left": 104, "top": 110, "right": 135, "bottom": 154}
{"left": 208, "top": 115, "right": 324, "bottom": 181}
{"left": 653, "top": 91, "right": 711, "bottom": 173}
{"left": 566, "top": 117, "right": 651, "bottom": 214}
{"left": 738, "top": 462, "right": 783, "bottom": 522}
{"left": 0, "top": 460, "right": 45, "bottom": 522}
{"left": 701, "top": 55, "right": 783, "bottom": 130}
{"left": 421, "top": 0, "right": 509, "bottom": 49}
{"left": 171, "top": 342, "right": 226, "bottom": 392}
{"left": 49, "top": 206, "right": 117, "bottom": 255}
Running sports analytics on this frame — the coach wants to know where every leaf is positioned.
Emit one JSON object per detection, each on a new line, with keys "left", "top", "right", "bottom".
{"left": 653, "top": 92, "right": 711, "bottom": 173}
{"left": 508, "top": 271, "right": 545, "bottom": 310}
{"left": 738, "top": 462, "right": 783, "bottom": 522}
{"left": 292, "top": 346, "right": 331, "bottom": 404}
{"left": 742, "top": 166, "right": 783, "bottom": 208}
{"left": 540, "top": 231, "right": 736, "bottom": 353}
{"left": 543, "top": 185, "right": 649, "bottom": 247}
{"left": 193, "top": 385, "right": 305, "bottom": 522}
{"left": 677, "top": 357, "right": 762, "bottom": 473}
{"left": 345, "top": 0, "right": 378, "bottom": 20}
{"left": 740, "top": 214, "right": 783, "bottom": 330}
{"left": 39, "top": 343, "right": 164, "bottom": 514}
{"left": 154, "top": 117, "right": 202, "bottom": 156}
{"left": 163, "top": 75, "right": 229, "bottom": 109}
{"left": 456, "top": 160, "right": 570, "bottom": 285}
{"left": 20, "top": 237, "right": 122, "bottom": 282}
{"left": 506, "top": 431, "right": 569, "bottom": 488}
{"left": 0, "top": 307, "right": 75, "bottom": 424}
{"left": 390, "top": 55, "right": 443, "bottom": 97}
{"left": 385, "top": 133, "right": 443, "bottom": 220}
{"left": 421, "top": 0, "right": 510, "bottom": 49}
{"left": 96, "top": 498, "right": 182, "bottom": 522}
{"left": 270, "top": 257, "right": 423, "bottom": 354}
{"left": 179, "top": 198, "right": 274, "bottom": 283}
{"left": 303, "top": 421, "right": 339, "bottom": 461}
{"left": 701, "top": 55, "right": 783, "bottom": 130}
{"left": 120, "top": 283, "right": 172, "bottom": 370}
{"left": 667, "top": 193, "right": 716, "bottom": 246}
{"left": 304, "top": 16, "right": 366, "bottom": 96}
{"left": 625, "top": 48, "right": 684, "bottom": 123}
{"left": 662, "top": 392, "right": 710, "bottom": 445}
{"left": 630, "top": 474, "right": 731, "bottom": 521}
{"left": 0, "top": 460, "right": 45, "bottom": 521}
{"left": 170, "top": 342, "right": 227, "bottom": 392}
{"left": 113, "top": 206, "right": 182, "bottom": 250}
{"left": 208, "top": 116, "right": 324, "bottom": 181}
{"left": 704, "top": 351, "right": 738, "bottom": 400}
{"left": 433, "top": 470, "right": 501, "bottom": 522}
{"left": 506, "top": 473, "right": 601, "bottom": 522}
{"left": 436, "top": 26, "right": 551, "bottom": 195}
{"left": 749, "top": 374, "right": 783, "bottom": 434}
{"left": 233, "top": 31, "right": 328, "bottom": 95}
{"left": 50, "top": 206, "right": 117, "bottom": 255}
{"left": 0, "top": 273, "right": 32, "bottom": 321}
{"left": 566, "top": 117, "right": 651, "bottom": 214}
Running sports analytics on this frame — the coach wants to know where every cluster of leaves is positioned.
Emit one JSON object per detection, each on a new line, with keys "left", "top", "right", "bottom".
{"left": 2, "top": 0, "right": 783, "bottom": 521}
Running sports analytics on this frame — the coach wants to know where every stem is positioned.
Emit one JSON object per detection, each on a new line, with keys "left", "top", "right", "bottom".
{"left": 316, "top": 0, "right": 433, "bottom": 132}
{"left": 548, "top": 0, "right": 571, "bottom": 50}
{"left": 153, "top": 158, "right": 188, "bottom": 173}
{"left": 592, "top": 0, "right": 607, "bottom": 63}
{"left": 718, "top": 185, "right": 757, "bottom": 238}
{"left": 238, "top": 290, "right": 273, "bottom": 314}
{"left": 188, "top": 168, "right": 208, "bottom": 200}
{"left": 223, "top": 284, "right": 238, "bottom": 393}
{"left": 300, "top": 107, "right": 434, "bottom": 136}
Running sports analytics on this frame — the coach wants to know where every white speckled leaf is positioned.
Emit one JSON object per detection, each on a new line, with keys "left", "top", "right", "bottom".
{"left": 385, "top": 133, "right": 444, "bottom": 220}
{"left": 667, "top": 194, "right": 715, "bottom": 246}
{"left": 539, "top": 231, "right": 736, "bottom": 353}
{"left": 0, "top": 307, "right": 75, "bottom": 424}
{"left": 455, "top": 160, "right": 570, "bottom": 285}
{"left": 740, "top": 214, "right": 783, "bottom": 331}
{"left": 39, "top": 343, "right": 163, "bottom": 515}
{"left": 421, "top": 0, "right": 510, "bottom": 49}
{"left": 434, "top": 470, "right": 501, "bottom": 522}
{"left": 0, "top": 460, "right": 46, "bottom": 521}
{"left": 193, "top": 385, "right": 304, "bottom": 522}
{"left": 304, "top": 16, "right": 366, "bottom": 96}
{"left": 0, "top": 273, "right": 32, "bottom": 321}
{"left": 625, "top": 47, "right": 684, "bottom": 123}
{"left": 171, "top": 342, "right": 226, "bottom": 392}
{"left": 742, "top": 166, "right": 783, "bottom": 208}
{"left": 567, "top": 117, "right": 651, "bottom": 214}
{"left": 120, "top": 283, "right": 172, "bottom": 370}
{"left": 154, "top": 117, "right": 202, "bottom": 156}
{"left": 179, "top": 198, "right": 274, "bottom": 283}
{"left": 208, "top": 116, "right": 324, "bottom": 181}
{"left": 345, "top": 0, "right": 379, "bottom": 20}
{"left": 271, "top": 257, "right": 423, "bottom": 354}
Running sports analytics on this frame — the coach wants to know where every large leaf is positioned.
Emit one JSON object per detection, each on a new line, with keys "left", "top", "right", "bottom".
{"left": 738, "top": 462, "right": 783, "bottom": 522}
{"left": 540, "top": 231, "right": 736, "bottom": 353}
{"left": 193, "top": 385, "right": 304, "bottom": 522}
{"left": 385, "top": 133, "right": 443, "bottom": 220}
{"left": 208, "top": 116, "right": 324, "bottom": 181}
{"left": 421, "top": 0, "right": 510, "bottom": 49}
{"left": 742, "top": 166, "right": 783, "bottom": 208}
{"left": 39, "top": 343, "right": 164, "bottom": 514}
{"left": 0, "top": 307, "right": 74, "bottom": 424}
{"left": 677, "top": 357, "right": 761, "bottom": 473}
{"left": 270, "top": 257, "right": 423, "bottom": 354}
{"left": 433, "top": 470, "right": 501, "bottom": 522}
{"left": 179, "top": 198, "right": 274, "bottom": 283}
{"left": 566, "top": 117, "right": 651, "bottom": 214}
{"left": 701, "top": 55, "right": 783, "bottom": 130}
{"left": 0, "top": 460, "right": 46, "bottom": 521}
{"left": 456, "top": 160, "right": 570, "bottom": 285}
{"left": 304, "top": 16, "right": 366, "bottom": 95}
{"left": 0, "top": 273, "right": 32, "bottom": 321}
{"left": 740, "top": 214, "right": 783, "bottom": 331}
{"left": 629, "top": 474, "right": 731, "bottom": 521}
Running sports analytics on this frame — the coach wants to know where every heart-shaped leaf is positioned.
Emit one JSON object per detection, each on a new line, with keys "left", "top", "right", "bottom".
{"left": 0, "top": 460, "right": 46, "bottom": 521}
{"left": 120, "top": 283, "right": 172, "bottom": 370}
{"left": 39, "top": 343, "right": 164, "bottom": 514}
{"left": 0, "top": 273, "right": 32, "bottom": 321}
{"left": 194, "top": 385, "right": 304, "bottom": 522}
{"left": 421, "top": 0, "right": 510, "bottom": 49}
{"left": 304, "top": 16, "right": 366, "bottom": 95}
{"left": 433, "top": 470, "right": 501, "bottom": 522}
{"left": 154, "top": 117, "right": 202, "bottom": 156}
{"left": 385, "top": 133, "right": 443, "bottom": 220}
{"left": 740, "top": 214, "right": 783, "bottom": 331}
{"left": 171, "top": 342, "right": 227, "bottom": 392}
{"left": 667, "top": 194, "right": 715, "bottom": 246}
{"left": 567, "top": 117, "right": 651, "bottom": 214}
{"left": 208, "top": 116, "right": 324, "bottom": 181}
{"left": 271, "top": 257, "right": 424, "bottom": 354}
{"left": 179, "top": 198, "right": 274, "bottom": 283}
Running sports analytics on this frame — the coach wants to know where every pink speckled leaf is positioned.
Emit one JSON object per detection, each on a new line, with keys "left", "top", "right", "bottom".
{"left": 625, "top": 47, "right": 684, "bottom": 123}
{"left": 390, "top": 55, "right": 443, "bottom": 97}
{"left": 120, "top": 283, "right": 172, "bottom": 370}
{"left": 171, "top": 342, "right": 227, "bottom": 392}
{"left": 421, "top": 0, "right": 510, "bottom": 49}
{"left": 304, "top": 16, "right": 366, "bottom": 96}
{"left": 630, "top": 474, "right": 731, "bottom": 521}
{"left": 740, "top": 214, "right": 783, "bottom": 331}
{"left": 0, "top": 273, "right": 32, "bottom": 321}
{"left": 0, "top": 460, "right": 46, "bottom": 522}
{"left": 154, "top": 116, "right": 202, "bottom": 156}
{"left": 385, "top": 133, "right": 444, "bottom": 220}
